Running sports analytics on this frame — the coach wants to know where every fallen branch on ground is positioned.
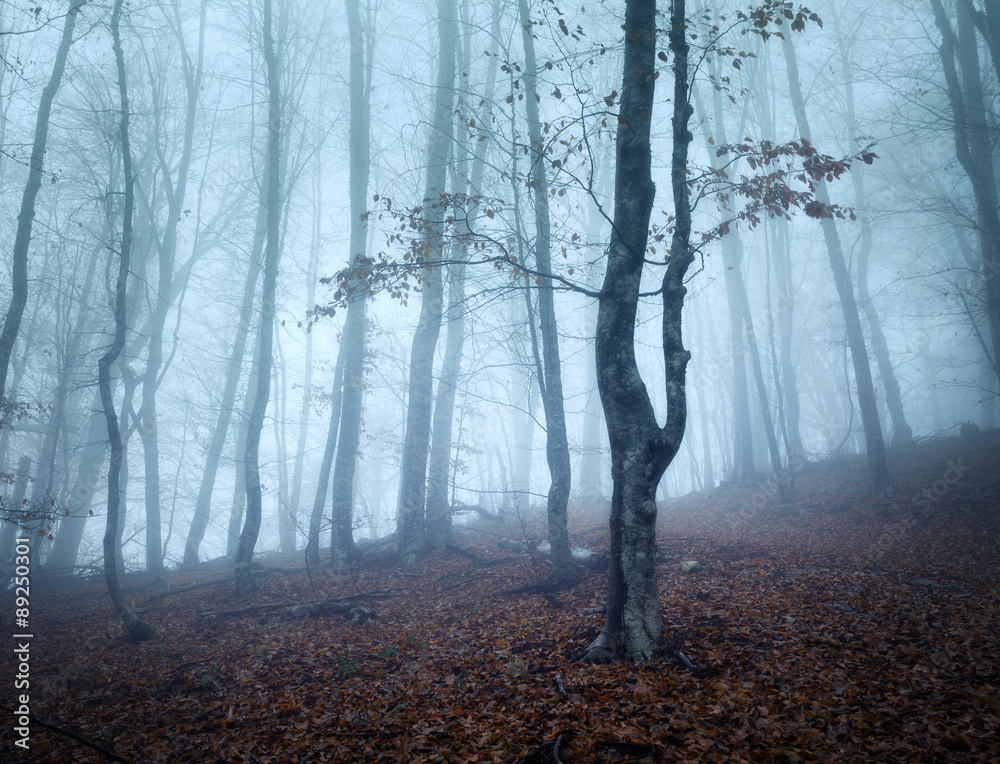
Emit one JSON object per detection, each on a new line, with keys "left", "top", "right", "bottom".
{"left": 143, "top": 566, "right": 306, "bottom": 602}
{"left": 0, "top": 703, "right": 131, "bottom": 763}
{"left": 208, "top": 592, "right": 389, "bottom": 620}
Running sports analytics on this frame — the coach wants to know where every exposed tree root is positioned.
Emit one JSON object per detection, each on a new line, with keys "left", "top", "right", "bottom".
{"left": 514, "top": 732, "right": 570, "bottom": 763}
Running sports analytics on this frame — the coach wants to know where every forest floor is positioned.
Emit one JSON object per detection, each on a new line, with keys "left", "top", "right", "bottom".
{"left": 3, "top": 430, "right": 999, "bottom": 762}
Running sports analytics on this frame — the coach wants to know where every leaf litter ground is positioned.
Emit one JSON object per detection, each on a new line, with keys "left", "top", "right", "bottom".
{"left": 5, "top": 430, "right": 999, "bottom": 762}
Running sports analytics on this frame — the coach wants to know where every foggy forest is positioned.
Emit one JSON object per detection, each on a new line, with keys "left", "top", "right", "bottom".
{"left": 0, "top": 0, "right": 998, "bottom": 760}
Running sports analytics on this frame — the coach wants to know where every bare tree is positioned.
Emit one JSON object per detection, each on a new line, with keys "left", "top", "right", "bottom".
{"left": 329, "top": 0, "right": 373, "bottom": 571}
{"left": 0, "top": 0, "right": 86, "bottom": 415}
{"left": 781, "top": 32, "right": 892, "bottom": 496}
{"left": 396, "top": 0, "right": 457, "bottom": 565}
{"left": 101, "top": 0, "right": 153, "bottom": 641}
{"left": 516, "top": 0, "right": 575, "bottom": 588}
{"left": 583, "top": 0, "right": 693, "bottom": 663}
{"left": 234, "top": 0, "right": 283, "bottom": 596}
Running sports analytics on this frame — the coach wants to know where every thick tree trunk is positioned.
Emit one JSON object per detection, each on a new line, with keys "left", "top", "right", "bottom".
{"left": 396, "top": 0, "right": 457, "bottom": 565}
{"left": 0, "top": 0, "right": 84, "bottom": 409}
{"left": 102, "top": 0, "right": 153, "bottom": 641}
{"left": 585, "top": 0, "right": 694, "bottom": 663}
{"left": 234, "top": 0, "right": 283, "bottom": 597}
{"left": 781, "top": 33, "right": 892, "bottom": 496}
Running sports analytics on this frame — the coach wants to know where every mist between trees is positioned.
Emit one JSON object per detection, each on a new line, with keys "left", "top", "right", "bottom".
{"left": 0, "top": 0, "right": 996, "bottom": 656}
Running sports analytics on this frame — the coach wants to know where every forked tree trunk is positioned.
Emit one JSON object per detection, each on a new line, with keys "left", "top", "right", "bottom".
{"left": 584, "top": 0, "right": 694, "bottom": 664}
{"left": 396, "top": 0, "right": 457, "bottom": 565}
{"left": 425, "top": 5, "right": 494, "bottom": 548}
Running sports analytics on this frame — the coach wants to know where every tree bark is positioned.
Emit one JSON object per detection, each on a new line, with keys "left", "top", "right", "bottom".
{"left": 396, "top": 0, "right": 457, "bottom": 565}
{"left": 584, "top": 0, "right": 695, "bottom": 663}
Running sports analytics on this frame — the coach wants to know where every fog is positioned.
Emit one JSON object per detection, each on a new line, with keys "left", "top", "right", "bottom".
{"left": 0, "top": 0, "right": 995, "bottom": 587}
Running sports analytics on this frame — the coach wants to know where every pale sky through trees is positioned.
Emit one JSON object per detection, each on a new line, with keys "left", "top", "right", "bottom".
{"left": 0, "top": 0, "right": 995, "bottom": 575}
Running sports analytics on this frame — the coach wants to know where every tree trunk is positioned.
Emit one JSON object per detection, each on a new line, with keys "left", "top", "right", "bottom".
{"left": 426, "top": 10, "right": 496, "bottom": 548}
{"left": 234, "top": 0, "right": 283, "bottom": 597}
{"left": 329, "top": 0, "right": 373, "bottom": 571}
{"left": 579, "top": 166, "right": 612, "bottom": 503}
{"left": 781, "top": 33, "right": 893, "bottom": 496}
{"left": 287, "top": 159, "right": 323, "bottom": 557}
{"left": 0, "top": 457, "right": 31, "bottom": 568}
{"left": 931, "top": 0, "right": 1000, "bottom": 392}
{"left": 227, "top": 356, "right": 254, "bottom": 557}
{"left": 396, "top": 0, "right": 457, "bottom": 565}
{"left": 0, "top": 0, "right": 84, "bottom": 409}
{"left": 694, "top": 81, "right": 757, "bottom": 484}
{"left": 836, "top": 21, "right": 912, "bottom": 445}
{"left": 306, "top": 348, "right": 345, "bottom": 565}
{"left": 584, "top": 0, "right": 694, "bottom": 663}
{"left": 137, "top": 0, "right": 207, "bottom": 573}
{"left": 742, "top": 295, "right": 792, "bottom": 500}
{"left": 517, "top": 0, "right": 575, "bottom": 588}
{"left": 101, "top": 0, "right": 153, "bottom": 641}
